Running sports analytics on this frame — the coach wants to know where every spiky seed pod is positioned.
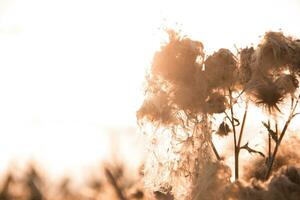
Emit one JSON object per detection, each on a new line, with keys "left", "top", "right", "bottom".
{"left": 275, "top": 74, "right": 299, "bottom": 95}
{"left": 205, "top": 48, "right": 238, "bottom": 89}
{"left": 216, "top": 122, "right": 231, "bottom": 137}
{"left": 205, "top": 92, "right": 227, "bottom": 114}
{"left": 251, "top": 77, "right": 284, "bottom": 113}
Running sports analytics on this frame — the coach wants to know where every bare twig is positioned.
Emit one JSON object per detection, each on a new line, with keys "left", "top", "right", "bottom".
{"left": 210, "top": 140, "right": 221, "bottom": 161}
{"left": 240, "top": 142, "right": 265, "bottom": 158}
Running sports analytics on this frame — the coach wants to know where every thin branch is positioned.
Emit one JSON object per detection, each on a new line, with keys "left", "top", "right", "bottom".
{"left": 210, "top": 140, "right": 221, "bottom": 161}
{"left": 237, "top": 102, "right": 248, "bottom": 150}
{"left": 234, "top": 89, "right": 246, "bottom": 100}
{"left": 240, "top": 142, "right": 265, "bottom": 158}
{"left": 224, "top": 111, "right": 232, "bottom": 124}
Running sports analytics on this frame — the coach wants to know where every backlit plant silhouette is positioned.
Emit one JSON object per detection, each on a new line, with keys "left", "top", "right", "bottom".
{"left": 244, "top": 32, "right": 300, "bottom": 179}
{"left": 137, "top": 30, "right": 300, "bottom": 199}
{"left": 137, "top": 30, "right": 245, "bottom": 198}
{"left": 137, "top": 30, "right": 216, "bottom": 198}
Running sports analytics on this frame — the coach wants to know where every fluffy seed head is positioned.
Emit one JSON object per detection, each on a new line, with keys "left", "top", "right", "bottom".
{"left": 152, "top": 31, "right": 204, "bottom": 85}
{"left": 205, "top": 48, "right": 237, "bottom": 89}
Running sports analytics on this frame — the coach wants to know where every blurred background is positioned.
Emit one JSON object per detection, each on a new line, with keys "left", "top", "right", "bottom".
{"left": 0, "top": 0, "right": 300, "bottom": 199}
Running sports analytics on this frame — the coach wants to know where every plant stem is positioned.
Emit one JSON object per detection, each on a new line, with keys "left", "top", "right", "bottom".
{"left": 228, "top": 89, "right": 238, "bottom": 180}
{"left": 268, "top": 123, "right": 272, "bottom": 161}
{"left": 236, "top": 103, "right": 248, "bottom": 178}
{"left": 265, "top": 96, "right": 299, "bottom": 179}
{"left": 210, "top": 140, "right": 221, "bottom": 161}
{"left": 237, "top": 103, "right": 248, "bottom": 149}
{"left": 265, "top": 115, "right": 294, "bottom": 179}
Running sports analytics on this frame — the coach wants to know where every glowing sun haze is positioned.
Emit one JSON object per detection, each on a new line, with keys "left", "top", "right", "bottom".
{"left": 0, "top": 0, "right": 299, "bottom": 176}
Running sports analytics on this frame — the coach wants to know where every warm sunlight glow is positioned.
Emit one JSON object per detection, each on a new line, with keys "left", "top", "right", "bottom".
{"left": 0, "top": 0, "right": 300, "bottom": 177}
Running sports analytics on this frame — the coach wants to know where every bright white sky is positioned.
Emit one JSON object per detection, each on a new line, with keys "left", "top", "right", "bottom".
{"left": 0, "top": 0, "right": 299, "bottom": 177}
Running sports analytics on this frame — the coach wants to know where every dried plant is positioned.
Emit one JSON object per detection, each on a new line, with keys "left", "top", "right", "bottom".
{"left": 137, "top": 29, "right": 253, "bottom": 199}
{"left": 137, "top": 30, "right": 225, "bottom": 199}
{"left": 246, "top": 32, "right": 300, "bottom": 179}
{"left": 137, "top": 29, "right": 300, "bottom": 200}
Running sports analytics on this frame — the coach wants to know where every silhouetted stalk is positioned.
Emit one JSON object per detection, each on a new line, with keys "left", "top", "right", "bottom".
{"left": 265, "top": 95, "right": 300, "bottom": 179}
{"left": 210, "top": 140, "right": 221, "bottom": 161}
{"left": 236, "top": 103, "right": 248, "bottom": 178}
{"left": 228, "top": 89, "right": 248, "bottom": 181}
{"left": 268, "top": 122, "right": 272, "bottom": 160}
{"left": 237, "top": 103, "right": 248, "bottom": 149}
{"left": 228, "top": 89, "right": 238, "bottom": 180}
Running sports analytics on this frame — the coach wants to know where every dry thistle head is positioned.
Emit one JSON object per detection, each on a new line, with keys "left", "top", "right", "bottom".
{"left": 140, "top": 30, "right": 210, "bottom": 120}
{"left": 254, "top": 32, "right": 294, "bottom": 73}
{"left": 204, "top": 48, "right": 238, "bottom": 89}
{"left": 251, "top": 77, "right": 284, "bottom": 113}
{"left": 245, "top": 32, "right": 300, "bottom": 114}
{"left": 216, "top": 122, "right": 231, "bottom": 137}
{"left": 151, "top": 30, "right": 204, "bottom": 85}
{"left": 275, "top": 74, "right": 299, "bottom": 95}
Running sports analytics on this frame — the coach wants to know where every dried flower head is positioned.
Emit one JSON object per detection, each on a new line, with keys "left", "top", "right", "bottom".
{"left": 275, "top": 74, "right": 299, "bottom": 95}
{"left": 205, "top": 48, "right": 237, "bottom": 89}
{"left": 250, "top": 77, "right": 284, "bottom": 113}
{"left": 253, "top": 32, "right": 294, "bottom": 72}
{"left": 152, "top": 31, "right": 204, "bottom": 85}
{"left": 216, "top": 122, "right": 231, "bottom": 137}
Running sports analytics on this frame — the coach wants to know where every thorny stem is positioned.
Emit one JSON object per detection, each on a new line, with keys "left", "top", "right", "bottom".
{"left": 265, "top": 95, "right": 300, "bottom": 179}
